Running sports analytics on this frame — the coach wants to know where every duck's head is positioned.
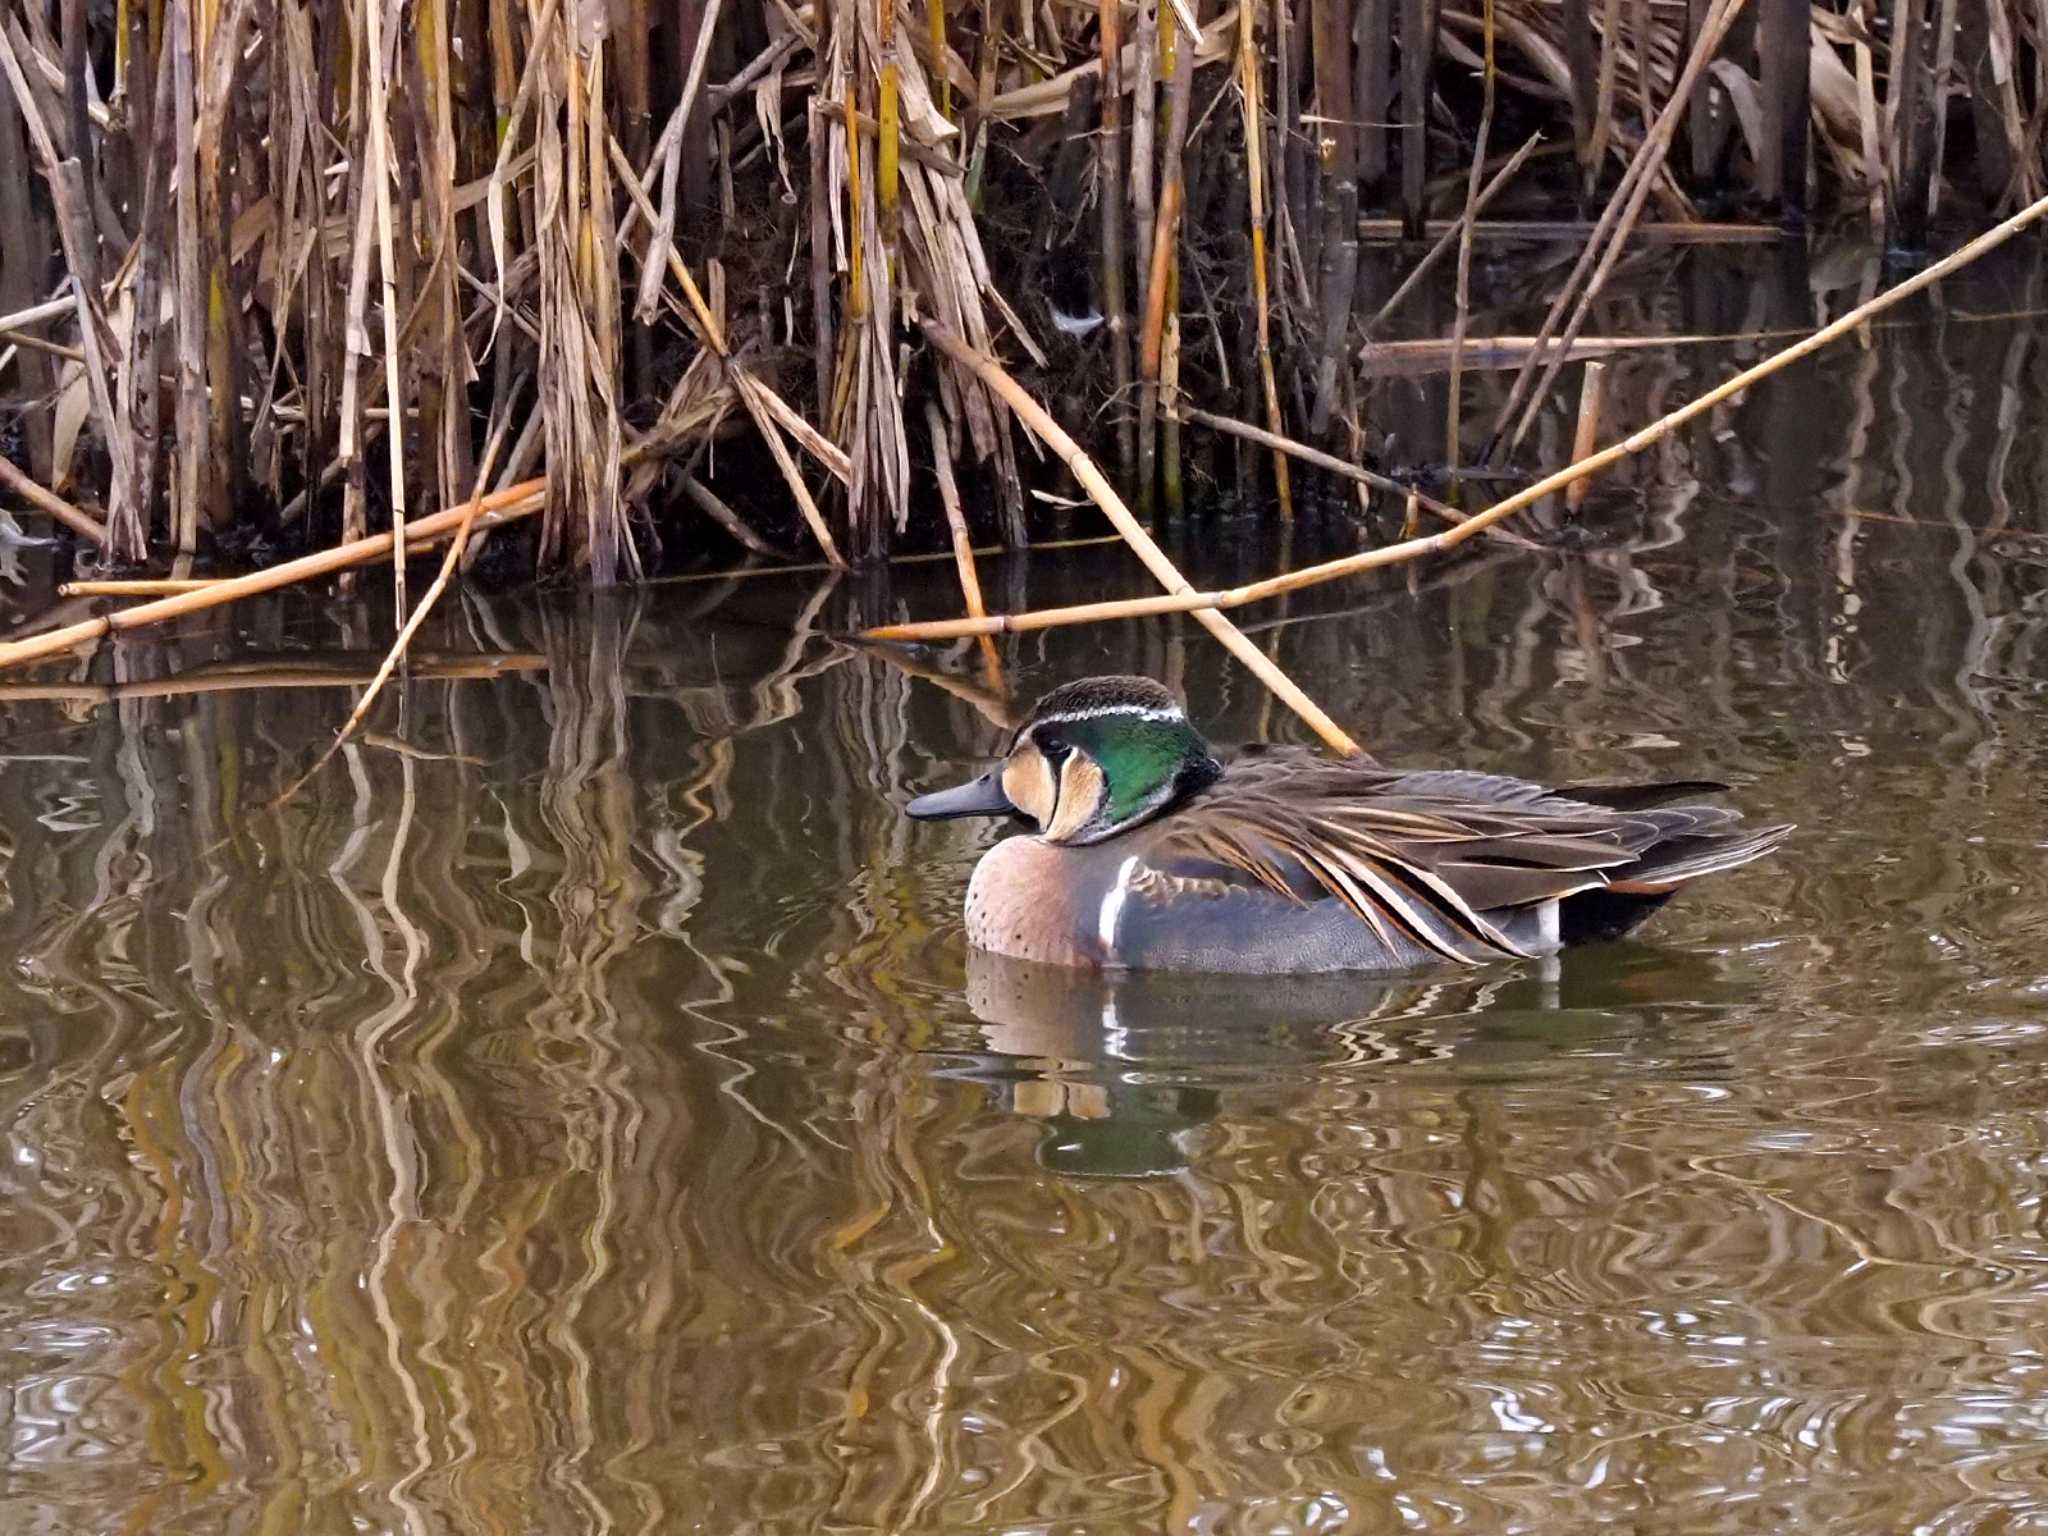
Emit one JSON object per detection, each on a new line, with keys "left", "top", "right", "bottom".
{"left": 906, "top": 676, "right": 1222, "bottom": 846}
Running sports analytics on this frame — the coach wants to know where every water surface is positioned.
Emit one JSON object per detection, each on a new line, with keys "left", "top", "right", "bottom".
{"left": 6, "top": 248, "right": 2048, "bottom": 1532}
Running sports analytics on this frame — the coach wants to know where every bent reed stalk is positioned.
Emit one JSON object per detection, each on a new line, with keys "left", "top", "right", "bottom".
{"left": 920, "top": 316, "right": 1363, "bottom": 756}
{"left": 0, "top": 479, "right": 547, "bottom": 672}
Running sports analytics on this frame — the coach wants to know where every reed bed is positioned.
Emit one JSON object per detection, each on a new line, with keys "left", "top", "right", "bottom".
{"left": 2, "top": 0, "right": 2045, "bottom": 595}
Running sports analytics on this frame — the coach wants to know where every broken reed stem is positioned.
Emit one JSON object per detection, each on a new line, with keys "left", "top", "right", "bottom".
{"left": 1564, "top": 360, "right": 1606, "bottom": 515}
{"left": 0, "top": 477, "right": 548, "bottom": 673}
{"left": 870, "top": 191, "right": 2048, "bottom": 643}
{"left": 917, "top": 315, "right": 1362, "bottom": 756}
{"left": 0, "top": 295, "right": 82, "bottom": 334}
{"left": 649, "top": 534, "right": 1125, "bottom": 588}
{"left": 1443, "top": 0, "right": 1495, "bottom": 482}
{"left": 275, "top": 415, "right": 517, "bottom": 799}
{"left": 0, "top": 455, "right": 109, "bottom": 545}
{"left": 1182, "top": 406, "right": 1503, "bottom": 534}
{"left": 1364, "top": 131, "right": 1542, "bottom": 339}
{"left": 1501, "top": 3, "right": 1748, "bottom": 455}
{"left": 1482, "top": 0, "right": 1747, "bottom": 462}
{"left": 680, "top": 473, "right": 790, "bottom": 558}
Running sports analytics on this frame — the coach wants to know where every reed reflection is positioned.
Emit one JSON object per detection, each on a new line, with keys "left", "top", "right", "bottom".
{"left": 4, "top": 251, "right": 2048, "bottom": 1532}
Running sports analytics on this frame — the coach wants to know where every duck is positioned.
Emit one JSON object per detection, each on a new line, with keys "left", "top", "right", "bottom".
{"left": 904, "top": 675, "right": 1792, "bottom": 973}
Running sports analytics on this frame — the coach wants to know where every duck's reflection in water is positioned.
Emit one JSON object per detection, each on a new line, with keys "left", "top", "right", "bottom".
{"left": 948, "top": 944, "right": 1751, "bottom": 1176}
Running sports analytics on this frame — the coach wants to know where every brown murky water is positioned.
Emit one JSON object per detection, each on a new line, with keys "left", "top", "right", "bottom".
{"left": 7, "top": 248, "right": 2048, "bottom": 1532}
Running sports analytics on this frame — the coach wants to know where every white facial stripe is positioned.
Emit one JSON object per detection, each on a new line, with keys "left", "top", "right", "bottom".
{"left": 1034, "top": 704, "right": 1185, "bottom": 726}
{"left": 1096, "top": 855, "right": 1140, "bottom": 952}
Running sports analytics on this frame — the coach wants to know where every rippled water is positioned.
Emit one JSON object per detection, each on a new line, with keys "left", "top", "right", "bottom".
{"left": 8, "top": 247, "right": 2048, "bottom": 1532}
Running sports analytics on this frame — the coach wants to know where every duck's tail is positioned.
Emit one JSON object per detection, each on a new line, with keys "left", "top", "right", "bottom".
{"left": 1607, "top": 821, "right": 1795, "bottom": 894}
{"left": 1559, "top": 820, "right": 1793, "bottom": 945}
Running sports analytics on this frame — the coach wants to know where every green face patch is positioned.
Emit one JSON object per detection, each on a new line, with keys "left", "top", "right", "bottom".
{"left": 1063, "top": 715, "right": 1210, "bottom": 825}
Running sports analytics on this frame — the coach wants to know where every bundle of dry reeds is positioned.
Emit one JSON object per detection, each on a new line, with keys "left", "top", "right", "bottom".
{"left": 0, "top": 0, "right": 2039, "bottom": 586}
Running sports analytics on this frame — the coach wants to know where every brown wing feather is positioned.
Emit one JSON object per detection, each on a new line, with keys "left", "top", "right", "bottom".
{"left": 1151, "top": 756, "right": 1785, "bottom": 964}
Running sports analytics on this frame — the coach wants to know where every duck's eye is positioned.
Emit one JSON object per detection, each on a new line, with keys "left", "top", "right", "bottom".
{"left": 1038, "top": 737, "right": 1071, "bottom": 767}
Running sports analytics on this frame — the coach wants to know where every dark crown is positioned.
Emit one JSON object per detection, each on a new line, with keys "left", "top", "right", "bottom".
{"left": 1029, "top": 675, "right": 1185, "bottom": 724}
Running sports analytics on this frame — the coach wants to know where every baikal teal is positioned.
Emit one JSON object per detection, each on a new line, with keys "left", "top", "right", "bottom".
{"left": 905, "top": 675, "right": 1792, "bottom": 973}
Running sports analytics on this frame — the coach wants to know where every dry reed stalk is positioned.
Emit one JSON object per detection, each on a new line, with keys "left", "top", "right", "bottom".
{"left": 1758, "top": 0, "right": 1811, "bottom": 215}
{"left": 735, "top": 369, "right": 848, "bottom": 564}
{"left": 917, "top": 315, "right": 1361, "bottom": 755}
{"left": 1161, "top": 289, "right": 1183, "bottom": 511}
{"left": 1130, "top": 0, "right": 1159, "bottom": 473}
{"left": 633, "top": 0, "right": 725, "bottom": 322}
{"left": 1631, "top": 0, "right": 1653, "bottom": 131}
{"left": 1151, "top": 0, "right": 1199, "bottom": 500}
{"left": 0, "top": 655, "right": 549, "bottom": 705}
{"left": 1563, "top": 359, "right": 1605, "bottom": 514}
{"left": 1924, "top": 0, "right": 1958, "bottom": 223}
{"left": 0, "top": 328, "right": 83, "bottom": 362}
{"left": 871, "top": 186, "right": 2048, "bottom": 642}
{"left": 809, "top": 97, "right": 836, "bottom": 422}
{"left": 1442, "top": 0, "right": 1495, "bottom": 481}
{"left": 924, "top": 398, "right": 1002, "bottom": 686}
{"left": 930, "top": 0, "right": 951, "bottom": 118}
{"left": 1962, "top": 0, "right": 2026, "bottom": 207}
{"left": 0, "top": 28, "right": 137, "bottom": 549}
{"left": 1398, "top": 0, "right": 1432, "bottom": 234}
{"left": 61, "top": 578, "right": 222, "bottom": 596}
{"left": 532, "top": 10, "right": 636, "bottom": 585}
{"left": 0, "top": 478, "right": 547, "bottom": 672}
{"left": 1357, "top": 0, "right": 1391, "bottom": 193}
{"left": 360, "top": 0, "right": 411, "bottom": 615}
{"left": 120, "top": 36, "right": 175, "bottom": 561}
{"left": 0, "top": 70, "right": 48, "bottom": 490}
{"left": 1236, "top": 0, "right": 1290, "bottom": 512}
{"left": 878, "top": 0, "right": 901, "bottom": 267}
{"left": 0, "top": 295, "right": 79, "bottom": 333}
{"left": 1884, "top": 0, "right": 1926, "bottom": 240}
{"left": 417, "top": 0, "right": 473, "bottom": 523}
{"left": 1137, "top": 174, "right": 1183, "bottom": 493}
{"left": 1588, "top": 0, "right": 1619, "bottom": 199}
{"left": 1563, "top": 0, "right": 1596, "bottom": 182}
{"left": 1307, "top": 0, "right": 1357, "bottom": 430}
{"left": 1853, "top": 19, "right": 1885, "bottom": 234}
{"left": 1358, "top": 217, "right": 1782, "bottom": 242}
{"left": 1099, "top": 0, "right": 1134, "bottom": 470}
{"left": 923, "top": 399, "right": 984, "bottom": 621}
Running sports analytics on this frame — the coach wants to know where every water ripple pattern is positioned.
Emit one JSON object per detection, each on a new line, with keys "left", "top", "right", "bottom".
{"left": 6, "top": 253, "right": 2048, "bottom": 1532}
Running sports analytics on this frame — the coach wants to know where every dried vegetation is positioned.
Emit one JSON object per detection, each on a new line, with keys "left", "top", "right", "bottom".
{"left": 0, "top": 0, "right": 2042, "bottom": 586}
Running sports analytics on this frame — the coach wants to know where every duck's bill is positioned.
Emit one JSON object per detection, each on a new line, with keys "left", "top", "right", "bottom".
{"left": 905, "top": 770, "right": 1013, "bottom": 820}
